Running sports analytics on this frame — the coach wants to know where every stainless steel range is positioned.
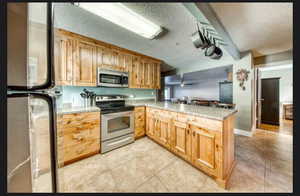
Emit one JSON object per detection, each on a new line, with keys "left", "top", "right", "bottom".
{"left": 95, "top": 95, "right": 134, "bottom": 153}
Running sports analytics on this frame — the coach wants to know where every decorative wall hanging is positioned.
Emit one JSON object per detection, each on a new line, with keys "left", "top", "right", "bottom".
{"left": 236, "top": 68, "right": 250, "bottom": 90}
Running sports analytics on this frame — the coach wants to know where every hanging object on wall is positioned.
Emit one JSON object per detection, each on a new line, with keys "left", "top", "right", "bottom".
{"left": 236, "top": 69, "right": 250, "bottom": 90}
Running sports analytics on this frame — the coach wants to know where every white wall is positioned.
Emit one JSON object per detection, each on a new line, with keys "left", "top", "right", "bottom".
{"left": 172, "top": 78, "right": 227, "bottom": 100}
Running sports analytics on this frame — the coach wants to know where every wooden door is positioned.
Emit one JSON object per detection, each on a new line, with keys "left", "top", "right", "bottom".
{"left": 154, "top": 62, "right": 161, "bottom": 89}
{"left": 74, "top": 41, "right": 97, "bottom": 86}
{"left": 143, "top": 60, "right": 151, "bottom": 88}
{"left": 155, "top": 111, "right": 171, "bottom": 148}
{"left": 129, "top": 55, "right": 141, "bottom": 88}
{"left": 139, "top": 59, "right": 146, "bottom": 88}
{"left": 134, "top": 106, "right": 145, "bottom": 139}
{"left": 101, "top": 47, "right": 113, "bottom": 70}
{"left": 190, "top": 122, "right": 222, "bottom": 177}
{"left": 146, "top": 108, "right": 156, "bottom": 138}
{"left": 261, "top": 78, "right": 280, "bottom": 125}
{"left": 171, "top": 120, "right": 192, "bottom": 161}
{"left": 111, "top": 49, "right": 121, "bottom": 71}
{"left": 54, "top": 35, "right": 74, "bottom": 85}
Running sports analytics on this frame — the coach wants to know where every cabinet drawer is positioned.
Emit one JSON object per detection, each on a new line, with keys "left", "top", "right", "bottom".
{"left": 192, "top": 116, "right": 222, "bottom": 132}
{"left": 62, "top": 138, "right": 100, "bottom": 164}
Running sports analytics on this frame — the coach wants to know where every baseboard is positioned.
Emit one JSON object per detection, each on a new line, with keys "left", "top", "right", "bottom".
{"left": 234, "top": 128, "right": 253, "bottom": 137}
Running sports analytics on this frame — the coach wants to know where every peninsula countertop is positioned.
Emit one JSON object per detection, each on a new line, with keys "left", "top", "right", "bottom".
{"left": 126, "top": 101, "right": 237, "bottom": 121}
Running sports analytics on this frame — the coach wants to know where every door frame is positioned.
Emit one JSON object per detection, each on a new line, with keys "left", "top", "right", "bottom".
{"left": 253, "top": 60, "right": 292, "bottom": 130}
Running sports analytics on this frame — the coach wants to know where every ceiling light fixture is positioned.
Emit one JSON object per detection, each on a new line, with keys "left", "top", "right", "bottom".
{"left": 76, "top": 3, "right": 163, "bottom": 39}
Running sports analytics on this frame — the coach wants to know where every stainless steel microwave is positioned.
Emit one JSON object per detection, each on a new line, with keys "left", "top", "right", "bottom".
{"left": 97, "top": 68, "right": 128, "bottom": 88}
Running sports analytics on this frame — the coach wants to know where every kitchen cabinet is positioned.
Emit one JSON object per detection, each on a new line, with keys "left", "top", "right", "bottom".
{"left": 57, "top": 112, "right": 100, "bottom": 167}
{"left": 55, "top": 29, "right": 161, "bottom": 89}
{"left": 134, "top": 106, "right": 146, "bottom": 139}
{"left": 54, "top": 34, "right": 74, "bottom": 86}
{"left": 154, "top": 111, "right": 171, "bottom": 149}
{"left": 189, "top": 121, "right": 222, "bottom": 177}
{"left": 146, "top": 107, "right": 156, "bottom": 139}
{"left": 73, "top": 41, "right": 97, "bottom": 86}
{"left": 145, "top": 106, "right": 236, "bottom": 189}
{"left": 170, "top": 120, "right": 192, "bottom": 161}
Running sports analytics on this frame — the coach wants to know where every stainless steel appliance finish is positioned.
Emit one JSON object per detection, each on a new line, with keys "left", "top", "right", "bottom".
{"left": 7, "top": 2, "right": 57, "bottom": 193}
{"left": 95, "top": 95, "right": 134, "bottom": 153}
{"left": 97, "top": 69, "right": 129, "bottom": 88}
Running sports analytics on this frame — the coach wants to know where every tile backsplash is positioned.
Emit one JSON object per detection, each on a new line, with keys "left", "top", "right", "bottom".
{"left": 55, "top": 86, "right": 156, "bottom": 108}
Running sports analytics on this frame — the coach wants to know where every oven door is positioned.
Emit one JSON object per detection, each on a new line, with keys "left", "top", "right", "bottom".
{"left": 101, "top": 111, "right": 134, "bottom": 141}
{"left": 97, "top": 70, "right": 123, "bottom": 87}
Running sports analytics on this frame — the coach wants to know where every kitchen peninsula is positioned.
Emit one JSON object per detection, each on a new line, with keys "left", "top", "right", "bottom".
{"left": 56, "top": 100, "right": 237, "bottom": 189}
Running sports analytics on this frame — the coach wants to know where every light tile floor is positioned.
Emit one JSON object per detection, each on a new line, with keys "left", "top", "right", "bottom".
{"left": 35, "top": 129, "right": 293, "bottom": 193}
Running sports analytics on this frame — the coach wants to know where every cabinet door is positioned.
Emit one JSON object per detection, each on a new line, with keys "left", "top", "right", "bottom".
{"left": 143, "top": 60, "right": 151, "bottom": 89}
{"left": 54, "top": 35, "right": 74, "bottom": 85}
{"left": 190, "top": 122, "right": 222, "bottom": 177}
{"left": 123, "top": 53, "right": 132, "bottom": 72}
{"left": 139, "top": 59, "right": 146, "bottom": 88}
{"left": 146, "top": 108, "right": 155, "bottom": 138}
{"left": 171, "top": 120, "right": 192, "bottom": 161}
{"left": 101, "top": 47, "right": 113, "bottom": 70}
{"left": 155, "top": 112, "right": 171, "bottom": 148}
{"left": 129, "top": 55, "right": 141, "bottom": 88}
{"left": 156, "top": 63, "right": 161, "bottom": 89}
{"left": 134, "top": 106, "right": 145, "bottom": 139}
{"left": 111, "top": 49, "right": 121, "bottom": 71}
{"left": 74, "top": 41, "right": 97, "bottom": 86}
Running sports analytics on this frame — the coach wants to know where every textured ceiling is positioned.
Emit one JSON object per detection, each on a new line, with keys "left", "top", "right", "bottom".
{"left": 210, "top": 2, "right": 293, "bottom": 57}
{"left": 54, "top": 3, "right": 232, "bottom": 72}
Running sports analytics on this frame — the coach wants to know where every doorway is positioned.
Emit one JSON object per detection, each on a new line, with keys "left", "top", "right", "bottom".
{"left": 260, "top": 78, "right": 280, "bottom": 125}
{"left": 255, "top": 64, "right": 293, "bottom": 135}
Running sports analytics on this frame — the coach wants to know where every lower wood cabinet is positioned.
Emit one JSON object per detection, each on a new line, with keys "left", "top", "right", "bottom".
{"left": 170, "top": 120, "right": 192, "bottom": 161}
{"left": 154, "top": 111, "right": 171, "bottom": 149}
{"left": 189, "top": 121, "right": 222, "bottom": 177}
{"left": 145, "top": 106, "right": 235, "bottom": 189}
{"left": 57, "top": 112, "right": 100, "bottom": 167}
{"left": 134, "top": 106, "right": 146, "bottom": 139}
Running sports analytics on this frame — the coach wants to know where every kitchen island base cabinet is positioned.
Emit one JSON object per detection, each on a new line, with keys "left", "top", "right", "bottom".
{"left": 145, "top": 106, "right": 235, "bottom": 190}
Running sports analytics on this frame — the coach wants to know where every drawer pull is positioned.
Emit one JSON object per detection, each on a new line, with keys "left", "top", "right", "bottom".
{"left": 72, "top": 133, "right": 87, "bottom": 141}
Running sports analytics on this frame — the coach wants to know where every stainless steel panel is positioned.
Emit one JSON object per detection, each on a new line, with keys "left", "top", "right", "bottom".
{"left": 101, "top": 111, "right": 134, "bottom": 141}
{"left": 7, "top": 96, "right": 54, "bottom": 192}
{"left": 7, "top": 97, "right": 32, "bottom": 192}
{"left": 101, "top": 133, "right": 134, "bottom": 153}
{"left": 7, "top": 3, "right": 48, "bottom": 88}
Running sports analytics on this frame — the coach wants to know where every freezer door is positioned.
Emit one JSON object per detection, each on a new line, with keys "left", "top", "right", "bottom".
{"left": 7, "top": 2, "right": 54, "bottom": 90}
{"left": 7, "top": 94, "right": 57, "bottom": 192}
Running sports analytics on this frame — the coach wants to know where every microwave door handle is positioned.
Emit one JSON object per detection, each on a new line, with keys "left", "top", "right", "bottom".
{"left": 103, "top": 111, "right": 133, "bottom": 118}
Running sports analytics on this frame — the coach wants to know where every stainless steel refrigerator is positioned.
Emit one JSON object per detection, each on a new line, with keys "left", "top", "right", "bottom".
{"left": 7, "top": 2, "right": 58, "bottom": 192}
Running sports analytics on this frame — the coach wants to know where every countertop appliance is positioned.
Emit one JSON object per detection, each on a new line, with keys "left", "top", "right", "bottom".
{"left": 97, "top": 68, "right": 128, "bottom": 88}
{"left": 7, "top": 2, "right": 57, "bottom": 192}
{"left": 95, "top": 95, "right": 134, "bottom": 153}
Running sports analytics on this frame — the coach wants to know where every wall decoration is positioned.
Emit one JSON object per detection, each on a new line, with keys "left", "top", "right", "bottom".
{"left": 236, "top": 69, "right": 250, "bottom": 90}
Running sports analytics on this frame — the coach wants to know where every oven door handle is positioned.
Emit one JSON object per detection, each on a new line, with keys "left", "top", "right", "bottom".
{"left": 102, "top": 111, "right": 133, "bottom": 118}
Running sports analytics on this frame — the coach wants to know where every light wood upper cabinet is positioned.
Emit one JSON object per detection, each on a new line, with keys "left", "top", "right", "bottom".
{"left": 190, "top": 121, "right": 222, "bottom": 177}
{"left": 54, "top": 29, "right": 161, "bottom": 88}
{"left": 73, "top": 41, "right": 97, "bottom": 86}
{"left": 54, "top": 35, "right": 74, "bottom": 86}
{"left": 171, "top": 120, "right": 192, "bottom": 161}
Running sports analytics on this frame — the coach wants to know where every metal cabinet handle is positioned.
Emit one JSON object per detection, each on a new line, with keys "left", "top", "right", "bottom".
{"left": 193, "top": 131, "right": 195, "bottom": 137}
{"left": 187, "top": 129, "right": 190, "bottom": 134}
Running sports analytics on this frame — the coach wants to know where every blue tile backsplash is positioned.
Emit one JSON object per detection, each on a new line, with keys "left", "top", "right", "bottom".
{"left": 56, "top": 86, "right": 156, "bottom": 108}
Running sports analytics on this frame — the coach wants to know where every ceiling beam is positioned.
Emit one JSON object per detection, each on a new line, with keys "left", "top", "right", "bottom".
{"left": 183, "top": 3, "right": 241, "bottom": 60}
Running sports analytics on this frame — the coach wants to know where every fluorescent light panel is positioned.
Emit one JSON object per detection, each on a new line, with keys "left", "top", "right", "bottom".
{"left": 77, "top": 3, "right": 162, "bottom": 39}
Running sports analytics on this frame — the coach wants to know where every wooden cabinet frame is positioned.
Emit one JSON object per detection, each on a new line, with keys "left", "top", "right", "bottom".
{"left": 54, "top": 29, "right": 162, "bottom": 89}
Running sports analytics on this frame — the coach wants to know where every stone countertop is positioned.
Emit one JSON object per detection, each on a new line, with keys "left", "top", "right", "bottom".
{"left": 56, "top": 106, "right": 100, "bottom": 115}
{"left": 126, "top": 101, "right": 237, "bottom": 121}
